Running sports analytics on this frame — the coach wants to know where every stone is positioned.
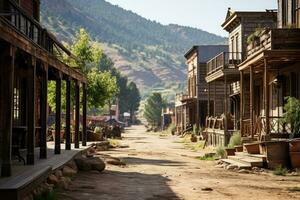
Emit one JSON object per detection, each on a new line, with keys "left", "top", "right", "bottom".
{"left": 201, "top": 187, "right": 213, "bottom": 191}
{"left": 47, "top": 174, "right": 59, "bottom": 185}
{"left": 75, "top": 156, "right": 106, "bottom": 172}
{"left": 66, "top": 160, "right": 78, "bottom": 172}
{"left": 62, "top": 166, "right": 77, "bottom": 177}
{"left": 190, "top": 135, "right": 198, "bottom": 143}
{"left": 106, "top": 159, "right": 126, "bottom": 166}
{"left": 89, "top": 157, "right": 106, "bottom": 172}
{"left": 238, "top": 169, "right": 250, "bottom": 174}
{"left": 226, "top": 165, "right": 236, "bottom": 170}
{"left": 54, "top": 170, "right": 63, "bottom": 179}
{"left": 56, "top": 177, "right": 71, "bottom": 190}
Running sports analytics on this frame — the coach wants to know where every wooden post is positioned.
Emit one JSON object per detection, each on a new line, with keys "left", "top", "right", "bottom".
{"left": 214, "top": 82, "right": 216, "bottom": 116}
{"left": 82, "top": 83, "right": 87, "bottom": 146}
{"left": 250, "top": 65, "right": 254, "bottom": 138}
{"left": 0, "top": 44, "right": 15, "bottom": 176}
{"left": 264, "top": 59, "right": 270, "bottom": 135}
{"left": 40, "top": 63, "right": 48, "bottom": 159}
{"left": 55, "top": 72, "right": 62, "bottom": 154}
{"left": 65, "top": 77, "right": 71, "bottom": 150}
{"left": 27, "top": 57, "right": 36, "bottom": 165}
{"left": 240, "top": 71, "right": 244, "bottom": 136}
{"left": 224, "top": 75, "right": 228, "bottom": 145}
{"left": 208, "top": 83, "right": 211, "bottom": 116}
{"left": 74, "top": 81, "right": 80, "bottom": 149}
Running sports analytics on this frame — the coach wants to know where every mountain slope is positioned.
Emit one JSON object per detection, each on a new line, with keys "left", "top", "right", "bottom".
{"left": 41, "top": 0, "right": 226, "bottom": 95}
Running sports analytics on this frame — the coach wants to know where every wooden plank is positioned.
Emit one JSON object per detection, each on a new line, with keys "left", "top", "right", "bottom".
{"left": 74, "top": 81, "right": 80, "bottom": 149}
{"left": 40, "top": 63, "right": 48, "bottom": 159}
{"left": 65, "top": 78, "right": 71, "bottom": 150}
{"left": 55, "top": 72, "right": 62, "bottom": 154}
{"left": 82, "top": 83, "right": 87, "bottom": 146}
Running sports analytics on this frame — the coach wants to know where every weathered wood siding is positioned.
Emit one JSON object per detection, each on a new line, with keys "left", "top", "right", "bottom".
{"left": 197, "top": 63, "right": 208, "bottom": 101}
{"left": 241, "top": 13, "right": 277, "bottom": 59}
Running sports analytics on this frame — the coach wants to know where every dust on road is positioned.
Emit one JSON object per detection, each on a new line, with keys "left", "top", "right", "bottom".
{"left": 58, "top": 125, "right": 300, "bottom": 200}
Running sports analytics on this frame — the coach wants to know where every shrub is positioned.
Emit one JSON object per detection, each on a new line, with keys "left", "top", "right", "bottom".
{"left": 282, "top": 97, "right": 300, "bottom": 138}
{"left": 193, "top": 124, "right": 199, "bottom": 135}
{"left": 216, "top": 146, "right": 225, "bottom": 158}
{"left": 228, "top": 132, "right": 242, "bottom": 148}
{"left": 167, "top": 123, "right": 176, "bottom": 135}
{"left": 198, "top": 153, "right": 216, "bottom": 161}
{"left": 273, "top": 165, "right": 288, "bottom": 176}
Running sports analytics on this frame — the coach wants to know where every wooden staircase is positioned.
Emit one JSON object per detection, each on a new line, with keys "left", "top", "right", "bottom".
{"left": 221, "top": 144, "right": 266, "bottom": 169}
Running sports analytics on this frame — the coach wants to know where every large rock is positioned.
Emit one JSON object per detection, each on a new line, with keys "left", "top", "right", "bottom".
{"left": 62, "top": 166, "right": 77, "bottom": 177}
{"left": 66, "top": 160, "right": 78, "bottom": 172}
{"left": 75, "top": 156, "right": 106, "bottom": 172}
{"left": 56, "top": 177, "right": 71, "bottom": 190}
{"left": 47, "top": 174, "right": 59, "bottom": 185}
{"left": 54, "top": 170, "right": 63, "bottom": 179}
{"left": 106, "top": 159, "right": 126, "bottom": 166}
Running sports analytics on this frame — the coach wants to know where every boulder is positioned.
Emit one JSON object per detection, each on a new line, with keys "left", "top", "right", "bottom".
{"left": 62, "top": 166, "right": 77, "bottom": 177}
{"left": 66, "top": 160, "right": 78, "bottom": 172}
{"left": 74, "top": 157, "right": 92, "bottom": 171}
{"left": 47, "top": 174, "right": 59, "bottom": 185}
{"left": 54, "top": 170, "right": 63, "bottom": 179}
{"left": 75, "top": 156, "right": 106, "bottom": 172}
{"left": 106, "top": 159, "right": 126, "bottom": 166}
{"left": 56, "top": 177, "right": 71, "bottom": 190}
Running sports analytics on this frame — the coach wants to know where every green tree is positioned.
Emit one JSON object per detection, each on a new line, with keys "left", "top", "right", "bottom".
{"left": 127, "top": 81, "right": 141, "bottom": 122}
{"left": 48, "top": 29, "right": 117, "bottom": 112}
{"left": 144, "top": 93, "right": 164, "bottom": 127}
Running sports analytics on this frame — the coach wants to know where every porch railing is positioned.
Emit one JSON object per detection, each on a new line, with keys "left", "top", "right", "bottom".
{"left": 206, "top": 52, "right": 242, "bottom": 76}
{"left": 2, "top": 0, "right": 75, "bottom": 62}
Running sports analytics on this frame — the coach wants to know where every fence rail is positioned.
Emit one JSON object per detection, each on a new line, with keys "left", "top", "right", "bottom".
{"left": 206, "top": 52, "right": 242, "bottom": 75}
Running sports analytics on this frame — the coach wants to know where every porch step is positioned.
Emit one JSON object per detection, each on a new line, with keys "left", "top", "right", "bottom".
{"left": 221, "top": 159, "right": 252, "bottom": 169}
{"left": 227, "top": 155, "right": 264, "bottom": 167}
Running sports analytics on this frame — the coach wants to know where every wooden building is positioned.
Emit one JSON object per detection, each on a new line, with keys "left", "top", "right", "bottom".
{"left": 205, "top": 9, "right": 277, "bottom": 146}
{"left": 175, "top": 45, "right": 227, "bottom": 134}
{"left": 0, "top": 0, "right": 87, "bottom": 177}
{"left": 239, "top": 0, "right": 300, "bottom": 140}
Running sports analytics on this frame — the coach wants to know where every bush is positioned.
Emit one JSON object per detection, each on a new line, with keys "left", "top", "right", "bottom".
{"left": 216, "top": 146, "right": 225, "bottom": 158}
{"left": 167, "top": 124, "right": 176, "bottom": 135}
{"left": 228, "top": 132, "right": 242, "bottom": 148}
{"left": 273, "top": 165, "right": 288, "bottom": 176}
{"left": 282, "top": 97, "right": 300, "bottom": 138}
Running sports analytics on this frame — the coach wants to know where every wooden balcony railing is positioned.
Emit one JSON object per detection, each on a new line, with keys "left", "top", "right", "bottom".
{"left": 247, "top": 28, "right": 300, "bottom": 58}
{"left": 2, "top": 0, "right": 76, "bottom": 62}
{"left": 206, "top": 52, "right": 242, "bottom": 76}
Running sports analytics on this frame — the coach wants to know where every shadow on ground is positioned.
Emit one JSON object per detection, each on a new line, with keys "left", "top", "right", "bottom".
{"left": 122, "top": 157, "right": 186, "bottom": 167}
{"left": 57, "top": 170, "right": 182, "bottom": 200}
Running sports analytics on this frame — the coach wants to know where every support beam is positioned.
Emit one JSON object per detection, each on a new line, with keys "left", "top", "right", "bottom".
{"left": 27, "top": 57, "right": 36, "bottom": 165}
{"left": 82, "top": 83, "right": 87, "bottom": 146}
{"left": 208, "top": 83, "right": 210, "bottom": 116}
{"left": 55, "top": 72, "right": 62, "bottom": 154}
{"left": 264, "top": 59, "right": 270, "bottom": 135}
{"left": 224, "top": 75, "right": 228, "bottom": 131}
{"left": 250, "top": 65, "right": 254, "bottom": 138}
{"left": 0, "top": 44, "right": 15, "bottom": 176}
{"left": 40, "top": 64, "right": 48, "bottom": 159}
{"left": 74, "top": 81, "right": 80, "bottom": 149}
{"left": 240, "top": 71, "right": 244, "bottom": 136}
{"left": 65, "top": 78, "right": 71, "bottom": 150}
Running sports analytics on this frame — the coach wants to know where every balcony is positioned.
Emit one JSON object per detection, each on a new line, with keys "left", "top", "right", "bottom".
{"left": 246, "top": 28, "right": 300, "bottom": 59}
{"left": 1, "top": 0, "right": 75, "bottom": 62}
{"left": 206, "top": 52, "right": 242, "bottom": 83}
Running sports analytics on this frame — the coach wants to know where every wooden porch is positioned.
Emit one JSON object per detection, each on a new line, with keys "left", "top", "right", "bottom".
{"left": 239, "top": 28, "right": 300, "bottom": 140}
{"left": 0, "top": 142, "right": 93, "bottom": 199}
{"left": 0, "top": 0, "right": 88, "bottom": 177}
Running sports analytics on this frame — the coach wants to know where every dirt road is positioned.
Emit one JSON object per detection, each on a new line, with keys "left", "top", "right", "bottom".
{"left": 58, "top": 125, "right": 300, "bottom": 200}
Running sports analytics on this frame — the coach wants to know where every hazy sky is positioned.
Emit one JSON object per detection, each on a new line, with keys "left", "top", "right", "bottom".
{"left": 106, "top": 0, "right": 277, "bottom": 36}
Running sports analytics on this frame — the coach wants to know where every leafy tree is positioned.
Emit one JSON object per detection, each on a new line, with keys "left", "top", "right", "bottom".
{"left": 127, "top": 81, "right": 141, "bottom": 121}
{"left": 48, "top": 29, "right": 117, "bottom": 112}
{"left": 144, "top": 93, "right": 164, "bottom": 127}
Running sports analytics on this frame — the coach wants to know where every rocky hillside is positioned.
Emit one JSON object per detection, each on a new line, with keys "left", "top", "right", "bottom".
{"left": 41, "top": 0, "right": 226, "bottom": 95}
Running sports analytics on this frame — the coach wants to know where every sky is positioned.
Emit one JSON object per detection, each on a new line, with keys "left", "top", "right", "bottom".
{"left": 105, "top": 0, "right": 277, "bottom": 36}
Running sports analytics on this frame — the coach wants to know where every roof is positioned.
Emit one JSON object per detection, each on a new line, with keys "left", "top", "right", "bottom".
{"left": 222, "top": 8, "right": 277, "bottom": 31}
{"left": 184, "top": 45, "right": 228, "bottom": 63}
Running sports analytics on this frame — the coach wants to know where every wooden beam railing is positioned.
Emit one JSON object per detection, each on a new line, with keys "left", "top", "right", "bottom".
{"left": 3, "top": 0, "right": 77, "bottom": 64}
{"left": 206, "top": 52, "right": 242, "bottom": 76}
